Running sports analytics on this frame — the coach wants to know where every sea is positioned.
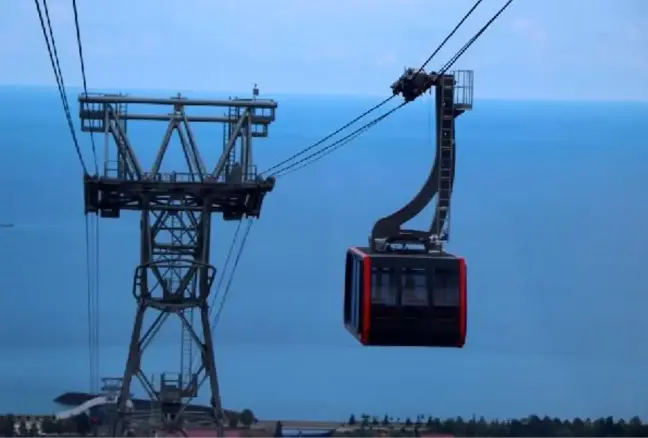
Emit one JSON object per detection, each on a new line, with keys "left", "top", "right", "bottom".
{"left": 1, "top": 86, "right": 648, "bottom": 422}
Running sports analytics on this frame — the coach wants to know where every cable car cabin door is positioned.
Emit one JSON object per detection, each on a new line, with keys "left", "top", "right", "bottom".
{"left": 344, "top": 248, "right": 369, "bottom": 343}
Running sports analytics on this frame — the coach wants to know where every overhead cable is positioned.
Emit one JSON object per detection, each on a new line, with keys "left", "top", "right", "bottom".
{"left": 33, "top": 0, "right": 88, "bottom": 174}
{"left": 270, "top": 0, "right": 515, "bottom": 178}
{"left": 262, "top": 0, "right": 486, "bottom": 177}
{"left": 70, "top": 0, "right": 102, "bottom": 393}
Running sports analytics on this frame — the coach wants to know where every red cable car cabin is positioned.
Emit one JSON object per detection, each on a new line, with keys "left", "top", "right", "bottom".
{"left": 344, "top": 247, "right": 467, "bottom": 348}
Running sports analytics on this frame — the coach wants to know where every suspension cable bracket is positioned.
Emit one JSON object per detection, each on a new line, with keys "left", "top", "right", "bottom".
{"left": 391, "top": 68, "right": 439, "bottom": 103}
{"left": 371, "top": 69, "right": 474, "bottom": 254}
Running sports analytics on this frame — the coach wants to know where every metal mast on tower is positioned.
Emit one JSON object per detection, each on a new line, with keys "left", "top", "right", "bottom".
{"left": 79, "top": 89, "right": 277, "bottom": 437}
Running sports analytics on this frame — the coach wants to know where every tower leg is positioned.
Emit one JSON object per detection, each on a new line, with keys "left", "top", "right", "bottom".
{"left": 199, "top": 304, "right": 225, "bottom": 436}
{"left": 113, "top": 305, "right": 146, "bottom": 436}
{"left": 110, "top": 207, "right": 223, "bottom": 437}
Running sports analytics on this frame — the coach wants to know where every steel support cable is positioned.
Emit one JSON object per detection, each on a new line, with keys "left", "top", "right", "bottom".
{"left": 274, "top": 103, "right": 406, "bottom": 178}
{"left": 415, "top": 0, "right": 484, "bottom": 75}
{"left": 84, "top": 216, "right": 98, "bottom": 393}
{"left": 189, "top": 220, "right": 242, "bottom": 373}
{"left": 33, "top": 0, "right": 88, "bottom": 175}
{"left": 189, "top": 219, "right": 253, "bottom": 376}
{"left": 90, "top": 215, "right": 98, "bottom": 394}
{"left": 210, "top": 220, "right": 243, "bottom": 310}
{"left": 93, "top": 219, "right": 99, "bottom": 393}
{"left": 259, "top": 95, "right": 395, "bottom": 176}
{"left": 437, "top": 0, "right": 514, "bottom": 77}
{"left": 71, "top": 0, "right": 99, "bottom": 175}
{"left": 211, "top": 219, "right": 254, "bottom": 329}
{"left": 70, "top": 0, "right": 101, "bottom": 393}
{"left": 262, "top": 0, "right": 483, "bottom": 177}
{"left": 271, "top": 0, "right": 514, "bottom": 179}
{"left": 35, "top": 0, "right": 97, "bottom": 392}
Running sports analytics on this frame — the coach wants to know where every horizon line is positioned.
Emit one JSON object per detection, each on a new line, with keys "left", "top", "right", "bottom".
{"left": 1, "top": 84, "right": 647, "bottom": 105}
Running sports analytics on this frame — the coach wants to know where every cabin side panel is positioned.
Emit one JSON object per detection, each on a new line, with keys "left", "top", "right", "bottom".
{"left": 344, "top": 248, "right": 368, "bottom": 344}
{"left": 457, "top": 257, "right": 467, "bottom": 347}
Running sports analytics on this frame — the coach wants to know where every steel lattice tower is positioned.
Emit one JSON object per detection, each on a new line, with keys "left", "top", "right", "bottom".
{"left": 79, "top": 90, "right": 277, "bottom": 437}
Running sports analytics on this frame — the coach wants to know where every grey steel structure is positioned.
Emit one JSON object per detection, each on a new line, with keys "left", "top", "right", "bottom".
{"left": 79, "top": 89, "right": 277, "bottom": 437}
{"left": 377, "top": 69, "right": 473, "bottom": 251}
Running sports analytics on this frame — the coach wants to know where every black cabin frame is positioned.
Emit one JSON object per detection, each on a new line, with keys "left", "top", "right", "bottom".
{"left": 344, "top": 247, "right": 467, "bottom": 347}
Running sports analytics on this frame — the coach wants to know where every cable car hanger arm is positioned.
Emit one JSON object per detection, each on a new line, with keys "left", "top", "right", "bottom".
{"left": 370, "top": 0, "right": 515, "bottom": 253}
{"left": 371, "top": 69, "right": 472, "bottom": 253}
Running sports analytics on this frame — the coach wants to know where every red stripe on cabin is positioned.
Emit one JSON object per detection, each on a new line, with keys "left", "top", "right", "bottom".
{"left": 457, "top": 257, "right": 467, "bottom": 347}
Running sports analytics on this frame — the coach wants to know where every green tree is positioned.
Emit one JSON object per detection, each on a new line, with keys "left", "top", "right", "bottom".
{"left": 2, "top": 414, "right": 15, "bottom": 437}
{"left": 382, "top": 414, "right": 390, "bottom": 427}
{"left": 556, "top": 424, "right": 574, "bottom": 437}
{"left": 64, "top": 417, "right": 78, "bottom": 434}
{"left": 474, "top": 416, "right": 489, "bottom": 436}
{"left": 18, "top": 419, "right": 27, "bottom": 437}
{"left": 372, "top": 416, "right": 379, "bottom": 426}
{"left": 76, "top": 413, "right": 92, "bottom": 436}
{"left": 346, "top": 413, "right": 648, "bottom": 437}
{"left": 273, "top": 420, "right": 283, "bottom": 438}
{"left": 54, "top": 418, "right": 65, "bottom": 434}
{"left": 228, "top": 412, "right": 240, "bottom": 428}
{"left": 41, "top": 416, "right": 56, "bottom": 434}
{"left": 239, "top": 409, "right": 255, "bottom": 428}
{"left": 27, "top": 422, "right": 39, "bottom": 437}
{"left": 348, "top": 414, "right": 356, "bottom": 425}
{"left": 405, "top": 417, "right": 412, "bottom": 427}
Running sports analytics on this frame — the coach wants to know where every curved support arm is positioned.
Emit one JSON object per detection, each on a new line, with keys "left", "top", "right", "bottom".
{"left": 370, "top": 130, "right": 456, "bottom": 250}
{"left": 371, "top": 72, "right": 462, "bottom": 252}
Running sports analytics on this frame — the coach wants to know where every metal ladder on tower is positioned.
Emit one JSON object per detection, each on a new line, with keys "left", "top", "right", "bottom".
{"left": 179, "top": 287, "right": 194, "bottom": 391}
{"left": 176, "top": 211, "right": 194, "bottom": 392}
{"left": 117, "top": 101, "right": 128, "bottom": 134}
{"left": 436, "top": 74, "right": 456, "bottom": 242}
{"left": 105, "top": 102, "right": 129, "bottom": 180}
{"left": 225, "top": 102, "right": 240, "bottom": 178}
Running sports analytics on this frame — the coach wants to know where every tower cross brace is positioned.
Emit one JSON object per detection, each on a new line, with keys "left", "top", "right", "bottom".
{"left": 80, "top": 91, "right": 277, "bottom": 437}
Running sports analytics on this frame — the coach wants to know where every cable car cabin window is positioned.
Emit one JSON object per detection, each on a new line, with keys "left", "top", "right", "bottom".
{"left": 351, "top": 259, "right": 360, "bottom": 329}
{"left": 432, "top": 269, "right": 459, "bottom": 307}
{"left": 344, "top": 251, "right": 365, "bottom": 337}
{"left": 401, "top": 269, "right": 429, "bottom": 306}
{"left": 370, "top": 268, "right": 429, "bottom": 307}
{"left": 371, "top": 268, "right": 397, "bottom": 305}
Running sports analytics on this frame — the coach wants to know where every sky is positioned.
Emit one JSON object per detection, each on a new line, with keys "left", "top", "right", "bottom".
{"left": 2, "top": 0, "right": 648, "bottom": 101}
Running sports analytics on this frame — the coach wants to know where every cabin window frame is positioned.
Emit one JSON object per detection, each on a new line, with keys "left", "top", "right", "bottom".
{"left": 344, "top": 253, "right": 352, "bottom": 325}
{"left": 350, "top": 257, "right": 359, "bottom": 330}
{"left": 400, "top": 268, "right": 430, "bottom": 307}
{"left": 367, "top": 256, "right": 461, "bottom": 310}
{"left": 345, "top": 252, "right": 366, "bottom": 334}
{"left": 431, "top": 267, "right": 460, "bottom": 308}
{"left": 370, "top": 267, "right": 398, "bottom": 306}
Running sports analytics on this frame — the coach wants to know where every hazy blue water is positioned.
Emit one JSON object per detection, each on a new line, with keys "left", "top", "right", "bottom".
{"left": 1, "top": 87, "right": 648, "bottom": 421}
